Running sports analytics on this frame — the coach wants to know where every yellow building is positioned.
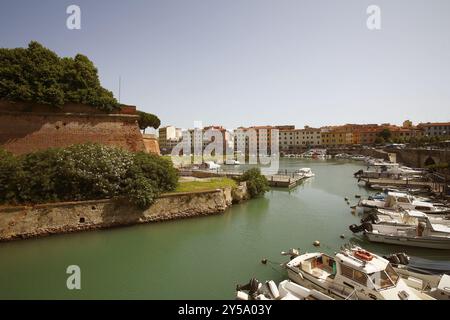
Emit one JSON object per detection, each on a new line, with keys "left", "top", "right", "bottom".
{"left": 321, "top": 130, "right": 353, "bottom": 147}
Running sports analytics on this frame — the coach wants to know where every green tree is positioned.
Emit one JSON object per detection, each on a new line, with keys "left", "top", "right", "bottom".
{"left": 138, "top": 111, "right": 161, "bottom": 133}
{"left": 0, "top": 41, "right": 119, "bottom": 111}
{"left": 239, "top": 168, "right": 269, "bottom": 198}
{"left": 374, "top": 136, "right": 385, "bottom": 145}
{"left": 377, "top": 128, "right": 392, "bottom": 142}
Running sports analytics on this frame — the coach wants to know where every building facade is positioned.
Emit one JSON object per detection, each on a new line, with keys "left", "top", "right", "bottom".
{"left": 418, "top": 122, "right": 450, "bottom": 137}
{"left": 158, "top": 126, "right": 182, "bottom": 154}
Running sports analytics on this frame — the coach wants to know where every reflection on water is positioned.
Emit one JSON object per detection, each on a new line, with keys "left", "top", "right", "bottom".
{"left": 0, "top": 158, "right": 449, "bottom": 299}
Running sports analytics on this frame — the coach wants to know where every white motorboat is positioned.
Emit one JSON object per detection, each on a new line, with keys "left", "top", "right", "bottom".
{"left": 350, "top": 212, "right": 450, "bottom": 249}
{"left": 355, "top": 162, "right": 423, "bottom": 178}
{"left": 224, "top": 159, "right": 241, "bottom": 165}
{"left": 351, "top": 155, "right": 367, "bottom": 161}
{"left": 383, "top": 252, "right": 450, "bottom": 300}
{"left": 363, "top": 208, "right": 450, "bottom": 227}
{"left": 203, "top": 161, "right": 221, "bottom": 170}
{"left": 334, "top": 153, "right": 351, "bottom": 159}
{"left": 295, "top": 168, "right": 315, "bottom": 178}
{"left": 236, "top": 278, "right": 334, "bottom": 300}
{"left": 356, "top": 192, "right": 450, "bottom": 215}
{"left": 283, "top": 246, "right": 434, "bottom": 300}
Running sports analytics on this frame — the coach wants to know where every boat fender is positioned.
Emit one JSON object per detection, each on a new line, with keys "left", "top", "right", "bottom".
{"left": 236, "top": 291, "right": 249, "bottom": 300}
{"left": 267, "top": 280, "right": 280, "bottom": 299}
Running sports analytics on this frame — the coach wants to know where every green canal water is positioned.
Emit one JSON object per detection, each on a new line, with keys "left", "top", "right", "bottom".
{"left": 0, "top": 159, "right": 449, "bottom": 299}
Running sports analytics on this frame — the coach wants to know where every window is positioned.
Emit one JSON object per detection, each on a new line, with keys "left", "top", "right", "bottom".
{"left": 385, "top": 264, "right": 399, "bottom": 284}
{"left": 340, "top": 265, "right": 368, "bottom": 285}
{"left": 353, "top": 270, "right": 368, "bottom": 286}
{"left": 340, "top": 264, "right": 353, "bottom": 279}
{"left": 397, "top": 197, "right": 410, "bottom": 203}
{"left": 369, "top": 271, "right": 395, "bottom": 290}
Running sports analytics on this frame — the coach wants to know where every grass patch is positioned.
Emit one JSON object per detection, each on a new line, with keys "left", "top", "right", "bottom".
{"left": 173, "top": 178, "right": 237, "bottom": 193}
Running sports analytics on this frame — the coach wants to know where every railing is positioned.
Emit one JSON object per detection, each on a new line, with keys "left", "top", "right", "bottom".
{"left": 344, "top": 289, "right": 359, "bottom": 300}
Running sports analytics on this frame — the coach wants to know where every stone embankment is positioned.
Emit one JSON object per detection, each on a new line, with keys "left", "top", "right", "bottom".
{"left": 0, "top": 184, "right": 248, "bottom": 242}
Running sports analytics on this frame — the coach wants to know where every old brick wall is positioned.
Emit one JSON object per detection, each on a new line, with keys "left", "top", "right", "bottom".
{"left": 0, "top": 101, "right": 146, "bottom": 155}
{"left": 142, "top": 134, "right": 161, "bottom": 155}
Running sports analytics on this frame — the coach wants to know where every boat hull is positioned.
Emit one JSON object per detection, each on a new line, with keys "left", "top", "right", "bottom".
{"left": 365, "top": 232, "right": 450, "bottom": 250}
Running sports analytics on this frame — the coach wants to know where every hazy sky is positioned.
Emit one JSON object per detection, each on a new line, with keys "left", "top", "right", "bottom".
{"left": 1, "top": 0, "right": 449, "bottom": 130}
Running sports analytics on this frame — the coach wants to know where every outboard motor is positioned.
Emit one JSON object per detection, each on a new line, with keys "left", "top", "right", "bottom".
{"left": 354, "top": 169, "right": 364, "bottom": 178}
{"left": 383, "top": 252, "right": 410, "bottom": 266}
{"left": 349, "top": 222, "right": 373, "bottom": 233}
{"left": 361, "top": 213, "right": 378, "bottom": 224}
{"left": 236, "top": 278, "right": 261, "bottom": 300}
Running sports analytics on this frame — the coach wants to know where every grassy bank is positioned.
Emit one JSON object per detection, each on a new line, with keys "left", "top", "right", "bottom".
{"left": 174, "top": 178, "right": 237, "bottom": 193}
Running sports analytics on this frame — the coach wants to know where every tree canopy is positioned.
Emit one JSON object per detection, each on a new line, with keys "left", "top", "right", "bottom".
{"left": 0, "top": 41, "right": 119, "bottom": 111}
{"left": 138, "top": 111, "right": 161, "bottom": 133}
{"left": 377, "top": 128, "right": 392, "bottom": 142}
{"left": 239, "top": 168, "right": 269, "bottom": 198}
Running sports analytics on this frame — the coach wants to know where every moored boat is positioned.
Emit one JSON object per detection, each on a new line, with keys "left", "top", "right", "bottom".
{"left": 295, "top": 168, "right": 315, "bottom": 178}
{"left": 235, "top": 278, "right": 334, "bottom": 300}
{"left": 362, "top": 208, "right": 450, "bottom": 227}
{"left": 350, "top": 212, "right": 450, "bottom": 249}
{"left": 224, "top": 159, "right": 241, "bottom": 165}
{"left": 356, "top": 192, "right": 450, "bottom": 215}
{"left": 282, "top": 246, "right": 434, "bottom": 299}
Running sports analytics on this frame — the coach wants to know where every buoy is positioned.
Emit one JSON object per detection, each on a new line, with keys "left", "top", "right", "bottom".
{"left": 261, "top": 258, "right": 268, "bottom": 265}
{"left": 313, "top": 240, "right": 320, "bottom": 247}
{"left": 340, "top": 234, "right": 345, "bottom": 239}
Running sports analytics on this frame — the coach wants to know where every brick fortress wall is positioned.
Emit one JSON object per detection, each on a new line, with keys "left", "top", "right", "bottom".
{"left": 0, "top": 101, "right": 146, "bottom": 155}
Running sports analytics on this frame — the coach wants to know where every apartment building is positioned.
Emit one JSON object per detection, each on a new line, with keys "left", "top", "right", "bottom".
{"left": 417, "top": 122, "right": 450, "bottom": 137}
{"left": 158, "top": 126, "right": 182, "bottom": 154}
{"left": 278, "top": 126, "right": 322, "bottom": 153}
{"left": 182, "top": 125, "right": 232, "bottom": 155}
{"left": 321, "top": 128, "right": 353, "bottom": 147}
{"left": 234, "top": 125, "right": 281, "bottom": 155}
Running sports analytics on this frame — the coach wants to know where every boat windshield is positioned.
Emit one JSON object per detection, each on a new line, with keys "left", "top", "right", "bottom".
{"left": 368, "top": 264, "right": 399, "bottom": 290}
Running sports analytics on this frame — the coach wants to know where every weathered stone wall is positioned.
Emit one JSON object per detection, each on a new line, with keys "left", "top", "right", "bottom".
{"left": 394, "top": 149, "right": 450, "bottom": 168}
{"left": 142, "top": 135, "right": 161, "bottom": 155}
{"left": 0, "top": 187, "right": 242, "bottom": 242}
{"left": 0, "top": 101, "right": 145, "bottom": 155}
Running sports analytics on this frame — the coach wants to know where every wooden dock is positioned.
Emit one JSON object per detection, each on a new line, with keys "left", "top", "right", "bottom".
{"left": 265, "top": 174, "right": 306, "bottom": 188}
{"left": 180, "top": 169, "right": 306, "bottom": 189}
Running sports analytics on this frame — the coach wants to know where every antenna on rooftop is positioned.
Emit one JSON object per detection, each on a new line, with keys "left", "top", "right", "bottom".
{"left": 118, "top": 76, "right": 122, "bottom": 103}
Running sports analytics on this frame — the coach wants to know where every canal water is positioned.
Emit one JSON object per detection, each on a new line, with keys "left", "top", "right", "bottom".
{"left": 0, "top": 159, "right": 449, "bottom": 299}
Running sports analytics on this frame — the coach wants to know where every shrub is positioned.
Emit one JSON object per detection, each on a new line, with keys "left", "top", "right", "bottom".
{"left": 0, "top": 148, "right": 22, "bottom": 202}
{"left": 131, "top": 152, "right": 178, "bottom": 192}
{"left": 239, "top": 168, "right": 269, "bottom": 198}
{"left": 0, "top": 144, "right": 178, "bottom": 208}
{"left": 0, "top": 41, "right": 119, "bottom": 111}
